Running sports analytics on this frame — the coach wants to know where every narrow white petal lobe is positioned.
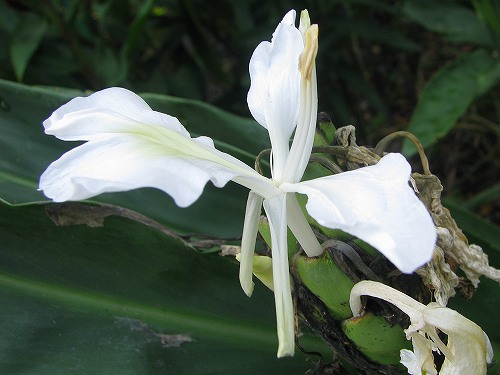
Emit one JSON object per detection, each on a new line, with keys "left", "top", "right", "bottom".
{"left": 239, "top": 192, "right": 264, "bottom": 296}
{"left": 263, "top": 194, "right": 295, "bottom": 357}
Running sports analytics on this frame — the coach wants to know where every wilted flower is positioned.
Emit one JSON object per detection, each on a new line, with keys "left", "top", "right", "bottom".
{"left": 350, "top": 280, "right": 493, "bottom": 374}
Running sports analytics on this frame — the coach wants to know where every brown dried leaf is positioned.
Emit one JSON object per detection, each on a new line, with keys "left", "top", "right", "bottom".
{"left": 413, "top": 173, "right": 500, "bottom": 294}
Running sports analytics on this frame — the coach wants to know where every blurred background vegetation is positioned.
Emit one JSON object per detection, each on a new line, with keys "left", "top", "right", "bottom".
{"left": 0, "top": 0, "right": 499, "bottom": 233}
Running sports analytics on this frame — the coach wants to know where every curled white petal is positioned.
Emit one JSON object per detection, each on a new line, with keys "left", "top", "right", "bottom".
{"left": 399, "top": 349, "right": 422, "bottom": 375}
{"left": 282, "top": 153, "right": 437, "bottom": 273}
{"left": 424, "top": 306, "right": 493, "bottom": 375}
{"left": 43, "top": 87, "right": 189, "bottom": 140}
{"left": 350, "top": 280, "right": 425, "bottom": 320}
{"left": 247, "top": 10, "right": 303, "bottom": 180}
{"left": 401, "top": 332, "right": 438, "bottom": 375}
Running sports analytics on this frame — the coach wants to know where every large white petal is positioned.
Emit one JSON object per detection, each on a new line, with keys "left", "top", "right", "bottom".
{"left": 43, "top": 87, "right": 189, "bottom": 141}
{"left": 40, "top": 89, "right": 280, "bottom": 205}
{"left": 40, "top": 131, "right": 275, "bottom": 206}
{"left": 247, "top": 10, "right": 303, "bottom": 179}
{"left": 282, "top": 153, "right": 436, "bottom": 273}
{"left": 263, "top": 194, "right": 295, "bottom": 357}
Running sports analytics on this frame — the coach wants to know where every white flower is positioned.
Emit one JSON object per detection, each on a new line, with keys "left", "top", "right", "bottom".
{"left": 40, "top": 10, "right": 436, "bottom": 357}
{"left": 350, "top": 281, "right": 493, "bottom": 374}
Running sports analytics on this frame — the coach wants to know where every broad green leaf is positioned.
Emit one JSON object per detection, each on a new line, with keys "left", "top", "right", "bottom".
{"left": 122, "top": 0, "right": 155, "bottom": 59}
{"left": 0, "top": 0, "right": 19, "bottom": 33}
{"left": 0, "top": 79, "right": 269, "bottom": 236}
{"left": 88, "top": 47, "right": 126, "bottom": 87}
{"left": 463, "top": 183, "right": 500, "bottom": 210}
{"left": 9, "top": 13, "right": 47, "bottom": 82}
{"left": 402, "top": 49, "right": 500, "bottom": 156}
{"left": 332, "top": 18, "right": 420, "bottom": 51}
{"left": 473, "top": 0, "right": 500, "bottom": 45}
{"left": 403, "top": 0, "right": 494, "bottom": 46}
{"left": 330, "top": 17, "right": 420, "bottom": 52}
{"left": 0, "top": 201, "right": 325, "bottom": 374}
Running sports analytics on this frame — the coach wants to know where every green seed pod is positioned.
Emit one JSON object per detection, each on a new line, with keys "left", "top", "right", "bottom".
{"left": 294, "top": 250, "right": 355, "bottom": 320}
{"left": 342, "top": 312, "right": 410, "bottom": 365}
{"left": 294, "top": 246, "right": 411, "bottom": 369}
{"left": 294, "top": 251, "right": 409, "bottom": 373}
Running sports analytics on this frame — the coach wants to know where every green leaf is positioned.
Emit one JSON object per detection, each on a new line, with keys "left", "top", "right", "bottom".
{"left": 0, "top": 0, "right": 19, "bottom": 33}
{"left": 463, "top": 183, "right": 500, "bottom": 210}
{"left": 402, "top": 49, "right": 500, "bottom": 156}
{"left": 122, "top": 0, "right": 155, "bottom": 59}
{"left": 473, "top": 0, "right": 500, "bottom": 46}
{"left": 443, "top": 198, "right": 500, "bottom": 264}
{"left": 0, "top": 79, "right": 268, "bottom": 236}
{"left": 403, "top": 0, "right": 494, "bottom": 46}
{"left": 9, "top": 13, "right": 47, "bottom": 82}
{"left": 89, "top": 47, "right": 126, "bottom": 86}
{"left": 0, "top": 201, "right": 323, "bottom": 373}
{"left": 333, "top": 18, "right": 420, "bottom": 51}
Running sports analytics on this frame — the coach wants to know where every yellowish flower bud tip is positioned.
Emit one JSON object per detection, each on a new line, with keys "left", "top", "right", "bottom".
{"left": 252, "top": 255, "right": 274, "bottom": 291}
{"left": 235, "top": 253, "right": 274, "bottom": 292}
{"left": 299, "top": 24, "right": 318, "bottom": 80}
{"left": 299, "top": 10, "right": 311, "bottom": 35}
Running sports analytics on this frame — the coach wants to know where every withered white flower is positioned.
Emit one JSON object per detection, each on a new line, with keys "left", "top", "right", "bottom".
{"left": 350, "top": 281, "right": 493, "bottom": 374}
{"left": 40, "top": 10, "right": 436, "bottom": 357}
